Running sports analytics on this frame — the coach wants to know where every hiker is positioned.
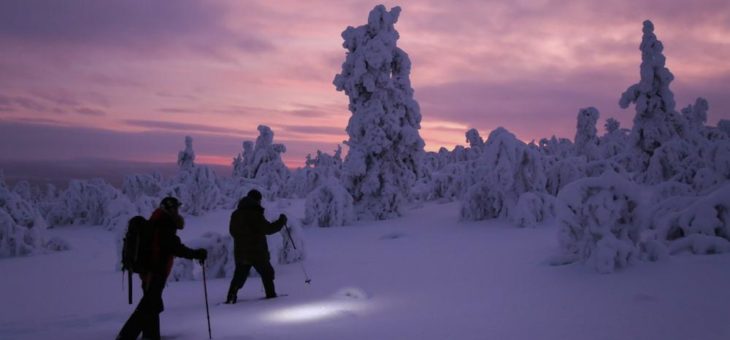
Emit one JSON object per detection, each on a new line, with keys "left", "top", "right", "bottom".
{"left": 226, "top": 189, "right": 287, "bottom": 303}
{"left": 117, "top": 197, "right": 208, "bottom": 340}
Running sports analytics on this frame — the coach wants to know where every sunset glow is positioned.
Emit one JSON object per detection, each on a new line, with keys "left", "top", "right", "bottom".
{"left": 1, "top": 0, "right": 728, "bottom": 170}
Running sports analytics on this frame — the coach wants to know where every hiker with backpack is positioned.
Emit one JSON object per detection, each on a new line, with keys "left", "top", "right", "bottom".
{"left": 226, "top": 189, "right": 287, "bottom": 303}
{"left": 117, "top": 197, "right": 208, "bottom": 340}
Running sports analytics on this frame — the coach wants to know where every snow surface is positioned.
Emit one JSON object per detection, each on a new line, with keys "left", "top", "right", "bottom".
{"left": 1, "top": 200, "right": 729, "bottom": 340}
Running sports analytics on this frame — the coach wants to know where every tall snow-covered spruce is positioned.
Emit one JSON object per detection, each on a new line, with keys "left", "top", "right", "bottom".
{"left": 333, "top": 5, "right": 425, "bottom": 220}
{"left": 619, "top": 20, "right": 684, "bottom": 177}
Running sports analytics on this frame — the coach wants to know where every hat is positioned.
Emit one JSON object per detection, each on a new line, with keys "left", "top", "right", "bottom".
{"left": 160, "top": 197, "right": 182, "bottom": 210}
{"left": 246, "top": 189, "right": 262, "bottom": 201}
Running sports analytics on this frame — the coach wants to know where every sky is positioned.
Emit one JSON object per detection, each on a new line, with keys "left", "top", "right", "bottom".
{"left": 1, "top": 0, "right": 729, "bottom": 173}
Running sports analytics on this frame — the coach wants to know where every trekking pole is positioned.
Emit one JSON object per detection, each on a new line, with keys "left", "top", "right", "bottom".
{"left": 284, "top": 223, "right": 312, "bottom": 284}
{"left": 201, "top": 260, "right": 212, "bottom": 339}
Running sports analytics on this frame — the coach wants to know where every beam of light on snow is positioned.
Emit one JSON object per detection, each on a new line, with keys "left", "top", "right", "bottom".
{"left": 264, "top": 301, "right": 361, "bottom": 323}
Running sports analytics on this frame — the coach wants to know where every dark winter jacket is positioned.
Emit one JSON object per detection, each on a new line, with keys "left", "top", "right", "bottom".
{"left": 147, "top": 208, "right": 198, "bottom": 280}
{"left": 229, "top": 197, "right": 285, "bottom": 264}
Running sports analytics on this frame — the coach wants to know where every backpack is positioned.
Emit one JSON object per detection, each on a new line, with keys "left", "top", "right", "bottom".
{"left": 122, "top": 215, "right": 153, "bottom": 274}
{"left": 121, "top": 216, "right": 155, "bottom": 304}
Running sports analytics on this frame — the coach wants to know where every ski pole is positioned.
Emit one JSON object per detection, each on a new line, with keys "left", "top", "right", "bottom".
{"left": 201, "top": 260, "right": 212, "bottom": 339}
{"left": 284, "top": 224, "right": 312, "bottom": 284}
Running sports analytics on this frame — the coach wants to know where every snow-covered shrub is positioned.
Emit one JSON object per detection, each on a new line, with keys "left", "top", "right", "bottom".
{"left": 334, "top": 5, "right": 426, "bottom": 220}
{"left": 599, "top": 118, "right": 629, "bottom": 163}
{"left": 287, "top": 146, "right": 343, "bottom": 198}
{"left": 575, "top": 107, "right": 600, "bottom": 161}
{"left": 218, "top": 176, "right": 262, "bottom": 209}
{"left": 556, "top": 171, "right": 642, "bottom": 273}
{"left": 278, "top": 220, "right": 306, "bottom": 264}
{"left": 177, "top": 136, "right": 195, "bottom": 170}
{"left": 304, "top": 179, "right": 354, "bottom": 228}
{"left": 645, "top": 137, "right": 699, "bottom": 185}
{"left": 170, "top": 257, "right": 195, "bottom": 281}
{"left": 43, "top": 236, "right": 71, "bottom": 252}
{"left": 122, "top": 173, "right": 163, "bottom": 200}
{"left": 429, "top": 163, "right": 466, "bottom": 202}
{"left": 509, "top": 192, "right": 555, "bottom": 228}
{"left": 538, "top": 136, "right": 574, "bottom": 158}
{"left": 232, "top": 141, "right": 254, "bottom": 178}
{"left": 232, "top": 126, "right": 290, "bottom": 197}
{"left": 650, "top": 184, "right": 730, "bottom": 254}
{"left": 12, "top": 180, "right": 33, "bottom": 202}
{"left": 187, "top": 232, "right": 234, "bottom": 279}
{"left": 680, "top": 97, "right": 709, "bottom": 134}
{"left": 719, "top": 120, "right": 730, "bottom": 137}
{"left": 0, "top": 181, "right": 55, "bottom": 258}
{"left": 460, "top": 182, "right": 507, "bottom": 221}
{"left": 460, "top": 127, "right": 547, "bottom": 222}
{"left": 60, "top": 179, "right": 121, "bottom": 226}
{"left": 164, "top": 166, "right": 223, "bottom": 216}
{"left": 546, "top": 156, "right": 586, "bottom": 195}
{"left": 101, "top": 190, "right": 139, "bottom": 231}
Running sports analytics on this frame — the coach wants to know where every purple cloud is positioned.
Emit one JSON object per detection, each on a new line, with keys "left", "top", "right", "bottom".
{"left": 75, "top": 107, "right": 106, "bottom": 116}
{"left": 123, "top": 119, "right": 254, "bottom": 137}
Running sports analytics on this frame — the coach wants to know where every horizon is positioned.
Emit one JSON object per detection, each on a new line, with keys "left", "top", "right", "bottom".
{"left": 1, "top": 1, "right": 729, "bottom": 182}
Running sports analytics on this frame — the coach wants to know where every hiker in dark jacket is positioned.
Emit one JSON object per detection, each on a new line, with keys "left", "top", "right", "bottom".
{"left": 226, "top": 189, "right": 287, "bottom": 303}
{"left": 117, "top": 197, "right": 207, "bottom": 340}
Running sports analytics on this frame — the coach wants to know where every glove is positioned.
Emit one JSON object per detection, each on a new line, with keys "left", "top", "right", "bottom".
{"left": 279, "top": 214, "right": 288, "bottom": 224}
{"left": 194, "top": 248, "right": 207, "bottom": 262}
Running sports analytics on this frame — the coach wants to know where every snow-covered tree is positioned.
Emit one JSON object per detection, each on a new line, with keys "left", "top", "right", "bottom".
{"left": 0, "top": 178, "right": 66, "bottom": 258}
{"left": 304, "top": 178, "right": 354, "bottom": 228}
{"left": 619, "top": 20, "right": 685, "bottom": 176}
{"left": 287, "top": 146, "right": 343, "bottom": 198}
{"left": 164, "top": 166, "right": 223, "bottom": 216}
{"left": 681, "top": 97, "right": 708, "bottom": 134}
{"left": 121, "top": 173, "right": 163, "bottom": 215}
{"left": 232, "top": 141, "right": 254, "bottom": 178}
{"left": 545, "top": 156, "right": 587, "bottom": 195}
{"left": 460, "top": 127, "right": 548, "bottom": 222}
{"left": 538, "top": 136, "right": 574, "bottom": 159}
{"left": 556, "top": 171, "right": 643, "bottom": 273}
{"left": 599, "top": 118, "right": 629, "bottom": 160}
{"left": 232, "top": 126, "right": 290, "bottom": 197}
{"left": 59, "top": 179, "right": 124, "bottom": 226}
{"left": 510, "top": 192, "right": 556, "bottom": 228}
{"left": 719, "top": 120, "right": 730, "bottom": 137}
{"left": 177, "top": 136, "right": 195, "bottom": 170}
{"left": 575, "top": 107, "right": 600, "bottom": 161}
{"left": 122, "top": 173, "right": 163, "bottom": 200}
{"left": 334, "top": 5, "right": 426, "bottom": 220}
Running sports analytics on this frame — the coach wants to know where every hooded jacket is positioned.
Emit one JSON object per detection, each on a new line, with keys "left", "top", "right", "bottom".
{"left": 229, "top": 197, "right": 285, "bottom": 264}
{"left": 148, "top": 208, "right": 198, "bottom": 279}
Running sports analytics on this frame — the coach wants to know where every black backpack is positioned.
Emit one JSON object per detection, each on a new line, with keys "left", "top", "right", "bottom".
{"left": 121, "top": 216, "right": 154, "bottom": 303}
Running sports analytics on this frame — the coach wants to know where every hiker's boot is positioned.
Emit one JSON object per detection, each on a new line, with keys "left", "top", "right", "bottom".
{"left": 263, "top": 279, "right": 277, "bottom": 299}
{"left": 225, "top": 286, "right": 238, "bottom": 304}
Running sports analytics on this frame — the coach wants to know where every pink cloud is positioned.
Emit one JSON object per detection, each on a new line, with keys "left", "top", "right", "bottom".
{"left": 0, "top": 0, "right": 728, "bottom": 175}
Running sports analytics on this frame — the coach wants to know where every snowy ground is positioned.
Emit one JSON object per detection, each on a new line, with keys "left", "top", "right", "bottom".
{"left": 1, "top": 201, "right": 729, "bottom": 340}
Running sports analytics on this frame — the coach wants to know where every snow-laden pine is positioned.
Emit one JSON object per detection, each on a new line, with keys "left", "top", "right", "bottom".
{"left": 232, "top": 125, "right": 290, "bottom": 198}
{"left": 334, "top": 5, "right": 426, "bottom": 220}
